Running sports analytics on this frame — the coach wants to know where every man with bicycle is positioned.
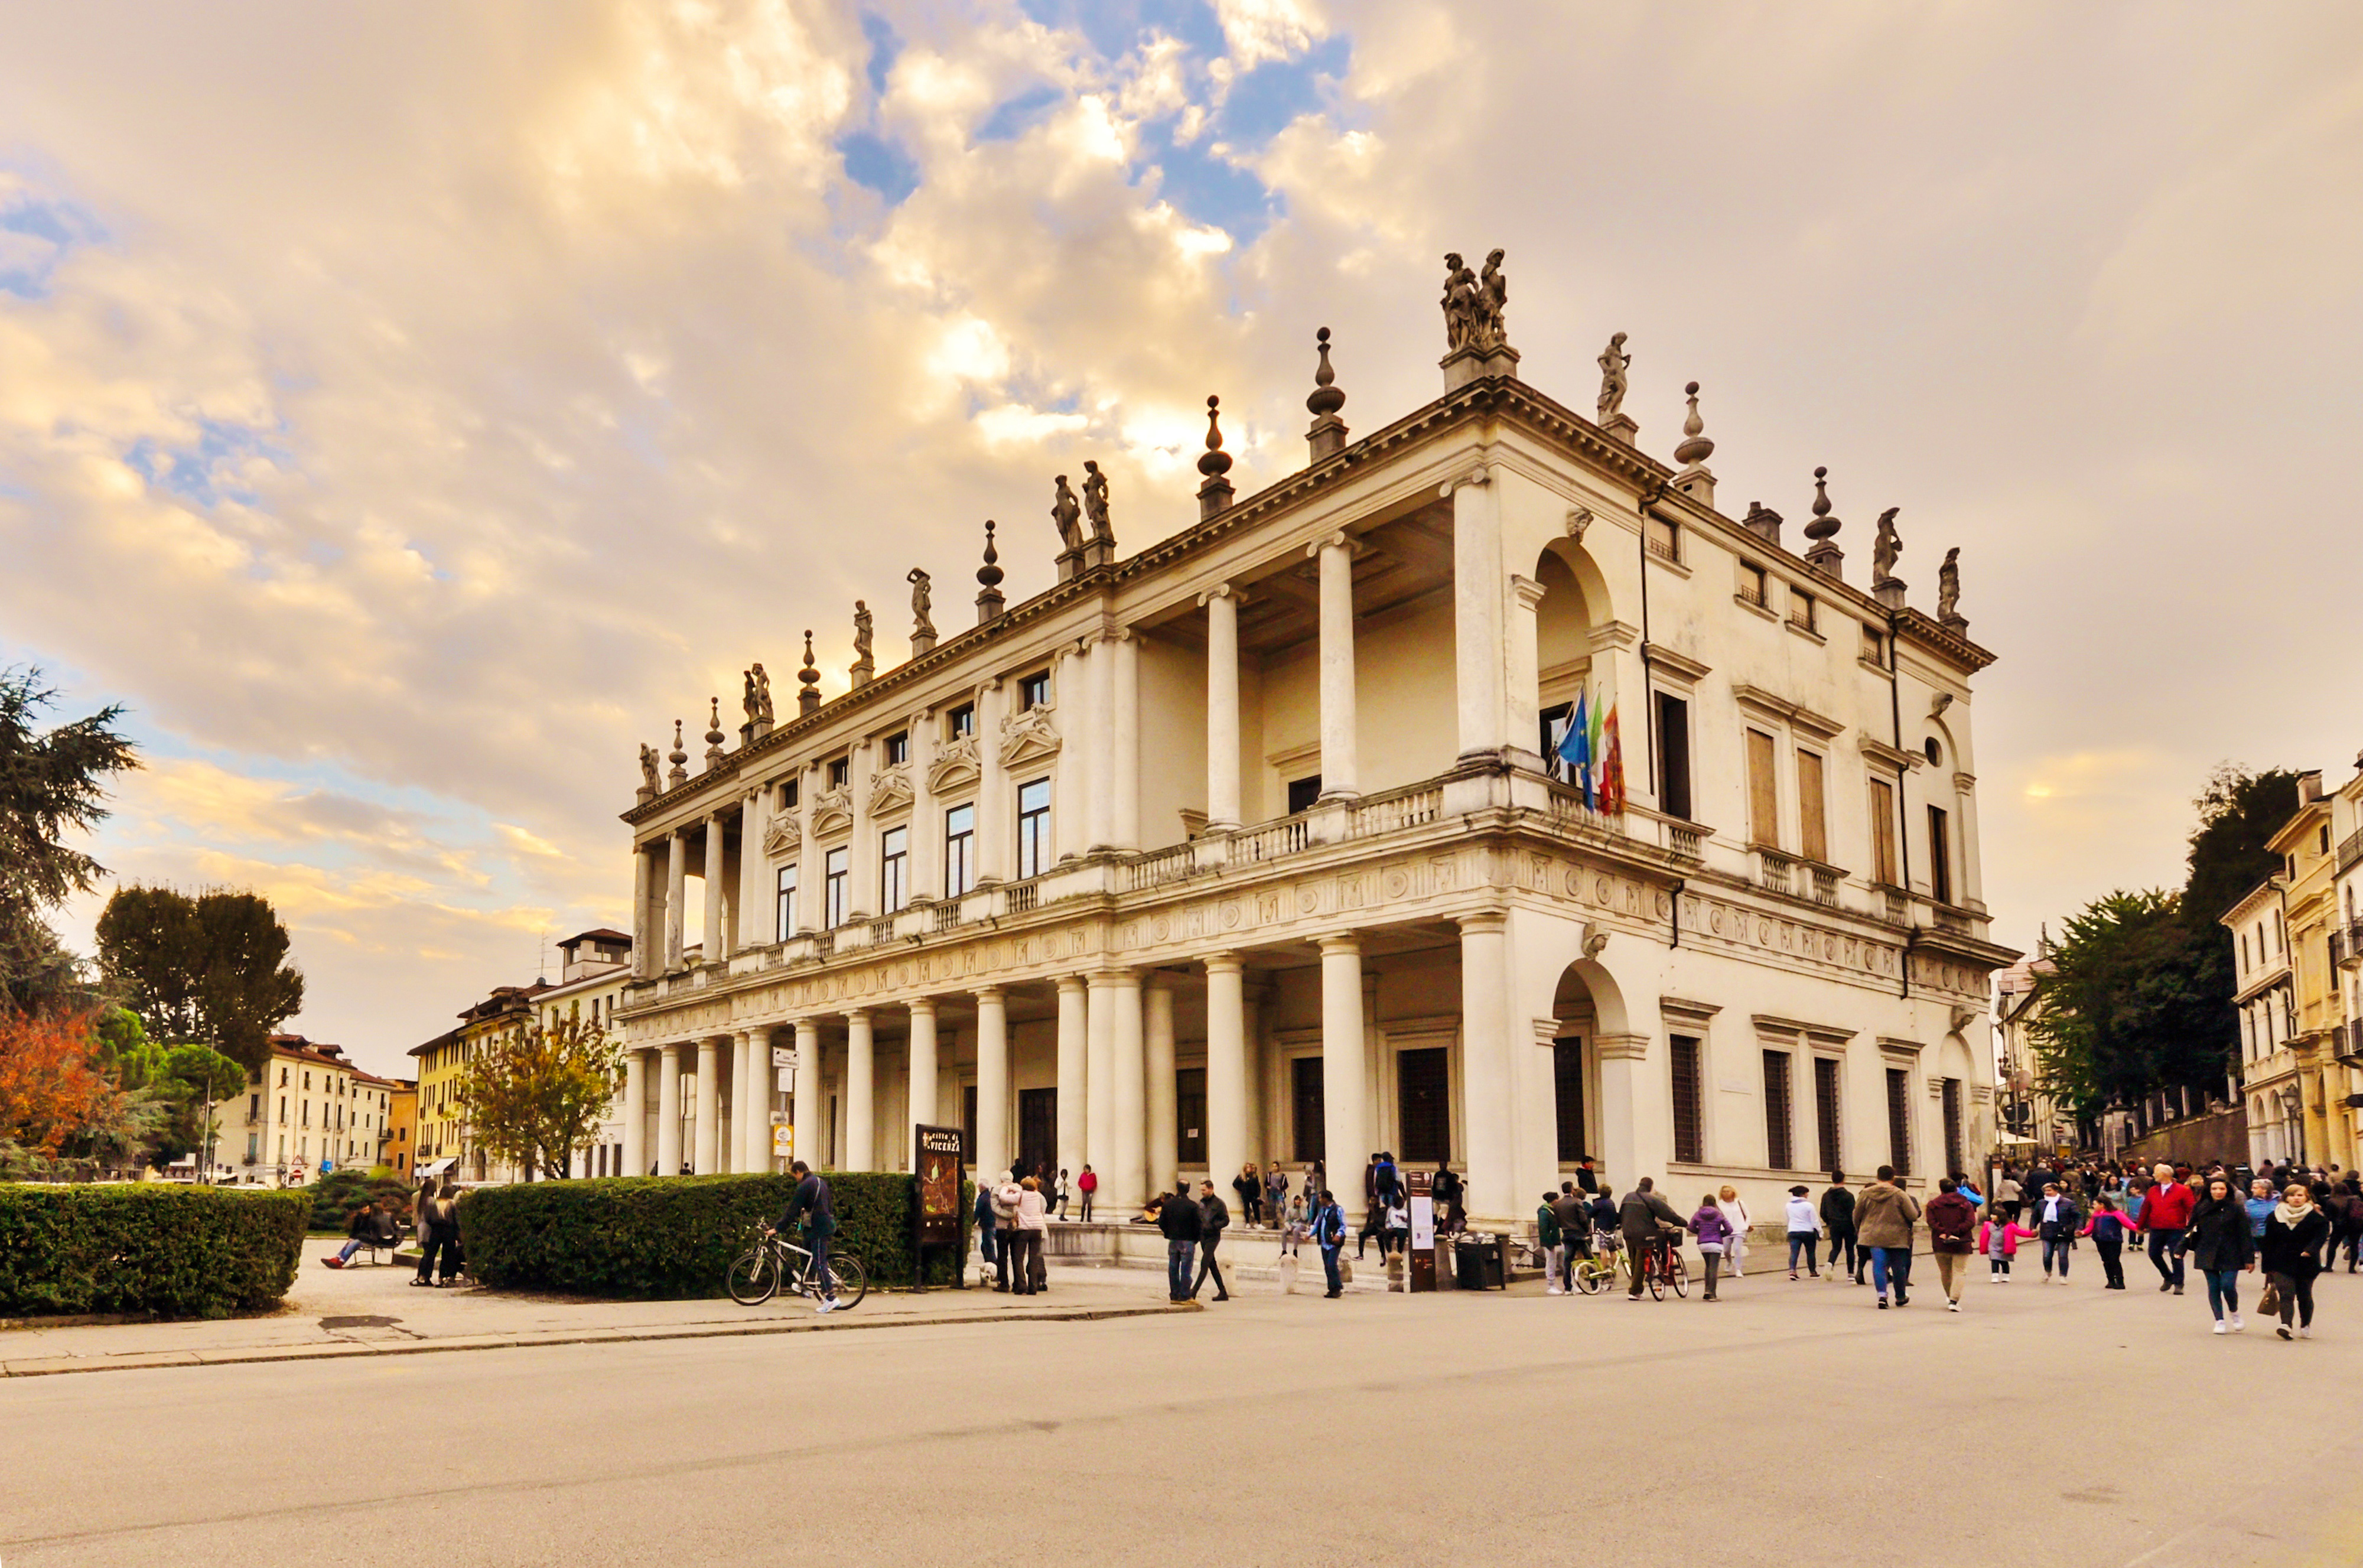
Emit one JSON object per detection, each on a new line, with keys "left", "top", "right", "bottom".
{"left": 765, "top": 1160, "right": 841, "bottom": 1313}
{"left": 1619, "top": 1177, "right": 1688, "bottom": 1301}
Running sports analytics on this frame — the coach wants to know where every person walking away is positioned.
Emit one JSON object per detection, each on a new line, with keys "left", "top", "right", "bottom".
{"left": 1620, "top": 1178, "right": 1688, "bottom": 1300}
{"left": 1192, "top": 1179, "right": 1232, "bottom": 1301}
{"left": 1265, "top": 1164, "right": 1289, "bottom": 1231}
{"left": 2081, "top": 1197, "right": 2130, "bottom": 1289}
{"left": 1953, "top": 1172, "right": 1984, "bottom": 1209}
{"left": 324, "top": 1196, "right": 398, "bottom": 1268}
{"left": 2261, "top": 1184, "right": 2328, "bottom": 1340}
{"left": 975, "top": 1178, "right": 1003, "bottom": 1287}
{"left": 1854, "top": 1167, "right": 1922, "bottom": 1309}
{"left": 2187, "top": 1175, "right": 2253, "bottom": 1334}
{"left": 2139, "top": 1161, "right": 2195, "bottom": 1295}
{"left": 1995, "top": 1168, "right": 2023, "bottom": 1227}
{"left": 1821, "top": 1172, "right": 1860, "bottom": 1284}
{"left": 1783, "top": 1185, "right": 1821, "bottom": 1279}
{"left": 1076, "top": 1164, "right": 1098, "bottom": 1223}
{"left": 1156, "top": 1180, "right": 1201, "bottom": 1303}
{"left": 1715, "top": 1185, "right": 1753, "bottom": 1279}
{"left": 1924, "top": 1178, "right": 1977, "bottom": 1311}
{"left": 1979, "top": 1209, "right": 2035, "bottom": 1283}
{"left": 1234, "top": 1163, "right": 1262, "bottom": 1228}
{"left": 1313, "top": 1189, "right": 1349, "bottom": 1297}
{"left": 411, "top": 1185, "right": 460, "bottom": 1288}
{"left": 1538, "top": 1192, "right": 1565, "bottom": 1295}
{"left": 1004, "top": 1176, "right": 1047, "bottom": 1296}
{"left": 1690, "top": 1194, "right": 1732, "bottom": 1301}
{"left": 2035, "top": 1182, "right": 2083, "bottom": 1283}
{"left": 1551, "top": 1184, "right": 1591, "bottom": 1293}
{"left": 2339, "top": 1182, "right": 2363, "bottom": 1273}
{"left": 989, "top": 1176, "right": 1024, "bottom": 1292}
{"left": 767, "top": 1160, "right": 840, "bottom": 1312}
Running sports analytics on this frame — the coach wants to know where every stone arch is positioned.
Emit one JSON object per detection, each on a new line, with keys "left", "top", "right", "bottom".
{"left": 1531, "top": 539, "right": 1616, "bottom": 764}
{"left": 1540, "top": 954, "right": 1636, "bottom": 1174}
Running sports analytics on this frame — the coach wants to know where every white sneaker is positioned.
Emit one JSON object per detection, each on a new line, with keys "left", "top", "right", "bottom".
{"left": 815, "top": 1298, "right": 838, "bottom": 1315}
{"left": 2212, "top": 1320, "right": 2227, "bottom": 1335}
{"left": 2299, "top": 1326, "right": 2312, "bottom": 1339}
{"left": 1947, "top": 1300, "right": 1960, "bottom": 1313}
{"left": 2229, "top": 1313, "right": 2245, "bottom": 1332}
{"left": 1547, "top": 1286, "right": 1563, "bottom": 1296}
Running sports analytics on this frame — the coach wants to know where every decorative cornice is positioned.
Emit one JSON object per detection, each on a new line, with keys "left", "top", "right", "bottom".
{"left": 1643, "top": 642, "right": 1711, "bottom": 682}
{"left": 1731, "top": 684, "right": 1846, "bottom": 742}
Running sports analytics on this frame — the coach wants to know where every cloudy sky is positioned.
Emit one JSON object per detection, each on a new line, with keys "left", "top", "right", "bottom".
{"left": 4, "top": 2, "right": 2358, "bottom": 1079}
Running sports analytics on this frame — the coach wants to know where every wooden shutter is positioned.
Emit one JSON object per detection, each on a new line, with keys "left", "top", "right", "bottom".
{"left": 1552, "top": 1039, "right": 1586, "bottom": 1162}
{"left": 1814, "top": 1057, "right": 1841, "bottom": 1174}
{"left": 1885, "top": 1067, "right": 1912, "bottom": 1177}
{"left": 1762, "top": 1051, "right": 1794, "bottom": 1169}
{"left": 1670, "top": 1036, "right": 1703, "bottom": 1164}
{"left": 1797, "top": 751, "right": 1828, "bottom": 864}
{"left": 1656, "top": 693, "right": 1692, "bottom": 820}
{"left": 1926, "top": 806, "right": 1953, "bottom": 904}
{"left": 1942, "top": 1078, "right": 1964, "bottom": 1178}
{"left": 1746, "top": 729, "right": 1779, "bottom": 847}
{"left": 1869, "top": 779, "right": 1897, "bottom": 886}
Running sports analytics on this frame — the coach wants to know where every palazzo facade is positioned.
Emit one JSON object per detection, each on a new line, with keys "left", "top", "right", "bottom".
{"left": 613, "top": 271, "right": 2016, "bottom": 1232}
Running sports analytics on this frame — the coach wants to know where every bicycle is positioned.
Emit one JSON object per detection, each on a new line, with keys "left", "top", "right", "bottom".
{"left": 727, "top": 1222, "right": 868, "bottom": 1310}
{"left": 1633, "top": 1231, "right": 1689, "bottom": 1300}
{"left": 1571, "top": 1234, "right": 1620, "bottom": 1296}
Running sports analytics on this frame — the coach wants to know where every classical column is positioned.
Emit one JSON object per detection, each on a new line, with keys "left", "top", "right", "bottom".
{"left": 1053, "top": 644, "right": 1085, "bottom": 862}
{"left": 1594, "top": 1033, "right": 1652, "bottom": 1194}
{"left": 1202, "top": 585, "right": 1242, "bottom": 830}
{"left": 656, "top": 1042, "right": 683, "bottom": 1176}
{"left": 1086, "top": 970, "right": 1117, "bottom": 1182}
{"left": 1508, "top": 575, "right": 1544, "bottom": 764}
{"left": 1109, "top": 968, "right": 1146, "bottom": 1211}
{"left": 1205, "top": 955, "right": 1246, "bottom": 1190}
{"left": 909, "top": 715, "right": 938, "bottom": 902}
{"left": 1242, "top": 977, "right": 1270, "bottom": 1169}
{"left": 975, "top": 681, "right": 1009, "bottom": 884}
{"left": 738, "top": 789, "right": 768, "bottom": 948}
{"left": 796, "top": 762, "right": 821, "bottom": 932}
{"left": 1319, "top": 935, "right": 1367, "bottom": 1190}
{"left": 974, "top": 986, "right": 1009, "bottom": 1181}
{"left": 665, "top": 831, "right": 688, "bottom": 971}
{"left": 701, "top": 814, "right": 727, "bottom": 964}
{"left": 1056, "top": 975, "right": 1088, "bottom": 1192}
{"left": 1086, "top": 635, "right": 1116, "bottom": 850}
{"left": 630, "top": 844, "right": 654, "bottom": 980}
{"left": 848, "top": 741, "right": 874, "bottom": 919}
{"left": 694, "top": 1036, "right": 720, "bottom": 1174}
{"left": 1144, "top": 974, "right": 1176, "bottom": 1192}
{"left": 1458, "top": 912, "right": 1514, "bottom": 1231}
{"left": 1313, "top": 532, "right": 1359, "bottom": 799}
{"left": 792, "top": 1020, "right": 820, "bottom": 1170}
{"left": 1450, "top": 467, "right": 1508, "bottom": 761}
{"left": 845, "top": 1009, "right": 875, "bottom": 1170}
{"left": 730, "top": 1031, "right": 751, "bottom": 1173}
{"left": 623, "top": 1047, "right": 648, "bottom": 1177}
{"left": 907, "top": 997, "right": 938, "bottom": 1160}
{"left": 1111, "top": 631, "right": 1139, "bottom": 850}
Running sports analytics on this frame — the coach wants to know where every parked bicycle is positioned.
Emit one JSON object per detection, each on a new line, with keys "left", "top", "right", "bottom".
{"left": 727, "top": 1221, "right": 868, "bottom": 1310}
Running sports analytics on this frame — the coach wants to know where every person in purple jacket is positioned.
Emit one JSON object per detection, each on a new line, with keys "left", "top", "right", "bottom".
{"left": 1690, "top": 1195, "right": 1734, "bottom": 1302}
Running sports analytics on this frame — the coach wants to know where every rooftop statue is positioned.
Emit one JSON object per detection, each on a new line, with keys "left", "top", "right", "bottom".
{"left": 1440, "top": 252, "right": 1479, "bottom": 350}
{"left": 853, "top": 600, "right": 873, "bottom": 665}
{"left": 1938, "top": 546, "right": 1964, "bottom": 624}
{"left": 1873, "top": 507, "right": 1903, "bottom": 585}
{"left": 1475, "top": 248, "right": 1508, "bottom": 347}
{"left": 639, "top": 742, "right": 660, "bottom": 795}
{"left": 743, "top": 663, "right": 773, "bottom": 727}
{"left": 1051, "top": 474, "right": 1083, "bottom": 552}
{"left": 1596, "top": 331, "right": 1630, "bottom": 422}
{"left": 907, "top": 568, "right": 935, "bottom": 640}
{"left": 1082, "top": 461, "right": 1113, "bottom": 547}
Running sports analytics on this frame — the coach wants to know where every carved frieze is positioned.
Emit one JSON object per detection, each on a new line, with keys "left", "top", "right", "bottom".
{"left": 999, "top": 705, "right": 1060, "bottom": 768}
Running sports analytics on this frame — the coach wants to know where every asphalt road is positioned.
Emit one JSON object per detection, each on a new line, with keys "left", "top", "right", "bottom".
{"left": 8, "top": 1265, "right": 2360, "bottom": 1567}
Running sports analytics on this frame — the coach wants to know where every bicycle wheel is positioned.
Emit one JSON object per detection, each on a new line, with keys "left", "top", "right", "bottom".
{"left": 818, "top": 1252, "right": 867, "bottom": 1309}
{"left": 1646, "top": 1250, "right": 1665, "bottom": 1300}
{"left": 726, "top": 1247, "right": 780, "bottom": 1306}
{"left": 1668, "top": 1252, "right": 1689, "bottom": 1299}
{"left": 1573, "top": 1257, "right": 1608, "bottom": 1296}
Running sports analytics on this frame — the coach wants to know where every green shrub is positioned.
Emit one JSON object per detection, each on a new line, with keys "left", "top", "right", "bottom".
{"left": 457, "top": 1172, "right": 973, "bottom": 1298}
{"left": 0, "top": 1184, "right": 311, "bottom": 1319}
{"left": 309, "top": 1168, "right": 413, "bottom": 1232}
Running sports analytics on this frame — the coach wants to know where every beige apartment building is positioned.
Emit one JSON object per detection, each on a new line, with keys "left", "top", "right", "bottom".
{"left": 213, "top": 1034, "right": 398, "bottom": 1185}
{"left": 612, "top": 266, "right": 2017, "bottom": 1232}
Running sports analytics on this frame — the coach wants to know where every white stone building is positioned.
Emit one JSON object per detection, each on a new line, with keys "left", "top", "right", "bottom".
{"left": 613, "top": 269, "right": 2016, "bottom": 1234}
{"left": 529, "top": 928, "right": 638, "bottom": 1177}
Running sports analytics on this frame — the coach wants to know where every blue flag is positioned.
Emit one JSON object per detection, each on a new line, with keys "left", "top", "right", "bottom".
{"left": 1559, "top": 689, "right": 1593, "bottom": 808}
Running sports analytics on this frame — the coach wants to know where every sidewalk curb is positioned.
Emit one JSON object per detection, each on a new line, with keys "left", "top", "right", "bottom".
{"left": 0, "top": 1299, "right": 1201, "bottom": 1380}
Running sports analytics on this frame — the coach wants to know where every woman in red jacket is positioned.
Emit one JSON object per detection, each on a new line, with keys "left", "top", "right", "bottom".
{"left": 2138, "top": 1162, "right": 2196, "bottom": 1296}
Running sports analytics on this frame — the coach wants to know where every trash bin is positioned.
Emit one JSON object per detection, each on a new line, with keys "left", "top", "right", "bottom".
{"left": 1454, "top": 1237, "right": 1505, "bottom": 1290}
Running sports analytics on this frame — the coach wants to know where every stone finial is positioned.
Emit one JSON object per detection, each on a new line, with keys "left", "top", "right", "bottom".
{"left": 1871, "top": 506, "right": 1905, "bottom": 607}
{"left": 1804, "top": 466, "right": 1844, "bottom": 580}
{"left": 702, "top": 697, "right": 727, "bottom": 771}
{"left": 1672, "top": 379, "right": 1716, "bottom": 506}
{"left": 637, "top": 742, "right": 660, "bottom": 801}
{"left": 1937, "top": 545, "right": 1967, "bottom": 633}
{"left": 796, "top": 629, "right": 821, "bottom": 714}
{"left": 975, "top": 519, "right": 1005, "bottom": 623}
{"left": 850, "top": 599, "right": 874, "bottom": 687}
{"left": 1741, "top": 502, "right": 1782, "bottom": 546}
{"left": 1196, "top": 395, "right": 1235, "bottom": 521}
{"left": 667, "top": 720, "right": 689, "bottom": 788}
{"left": 907, "top": 568, "right": 937, "bottom": 657}
{"left": 1306, "top": 326, "right": 1348, "bottom": 461}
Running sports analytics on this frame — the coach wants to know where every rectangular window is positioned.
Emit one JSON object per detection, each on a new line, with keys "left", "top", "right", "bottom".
{"left": 1645, "top": 512, "right": 1679, "bottom": 562}
{"left": 1885, "top": 1066, "right": 1912, "bottom": 1177}
{"left": 880, "top": 826, "right": 908, "bottom": 913}
{"left": 826, "top": 757, "right": 849, "bottom": 790}
{"left": 962, "top": 1084, "right": 978, "bottom": 1168}
{"left": 1789, "top": 590, "right": 1817, "bottom": 633}
{"left": 1797, "top": 752, "right": 1828, "bottom": 864}
{"left": 1018, "top": 671, "right": 1050, "bottom": 711}
{"left": 1862, "top": 626, "right": 1884, "bottom": 666}
{"left": 1654, "top": 693, "right": 1692, "bottom": 821}
{"left": 1942, "top": 1078, "right": 1964, "bottom": 1178}
{"left": 1539, "top": 701, "right": 1573, "bottom": 779}
{"left": 1814, "top": 1057, "right": 1841, "bottom": 1175}
{"left": 1176, "top": 1067, "right": 1207, "bottom": 1164}
{"left": 943, "top": 803, "right": 975, "bottom": 898}
{"left": 776, "top": 864, "right": 799, "bottom": 936}
{"left": 1397, "top": 1047, "right": 1451, "bottom": 1164}
{"left": 1552, "top": 1037, "right": 1586, "bottom": 1163}
{"left": 1286, "top": 775, "right": 1322, "bottom": 815}
{"left": 1016, "top": 778, "right": 1052, "bottom": 879}
{"left": 1670, "top": 1036, "right": 1704, "bottom": 1164}
{"left": 823, "top": 845, "right": 849, "bottom": 928}
{"left": 1926, "top": 806, "right": 1953, "bottom": 904}
{"left": 1737, "top": 561, "right": 1766, "bottom": 606}
{"left": 777, "top": 779, "right": 798, "bottom": 811}
{"left": 1017, "top": 1087, "right": 1056, "bottom": 1178}
{"left": 1746, "top": 728, "right": 1780, "bottom": 847}
{"left": 1869, "top": 778, "right": 1899, "bottom": 886}
{"left": 1763, "top": 1050, "right": 1795, "bottom": 1169}
{"left": 882, "top": 731, "right": 910, "bottom": 766}
{"left": 1290, "top": 1055, "right": 1326, "bottom": 1163}
{"left": 946, "top": 704, "right": 976, "bottom": 741}
{"left": 248, "top": 1093, "right": 259, "bottom": 1117}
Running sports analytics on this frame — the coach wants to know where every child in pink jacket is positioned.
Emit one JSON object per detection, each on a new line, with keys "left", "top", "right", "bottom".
{"left": 1977, "top": 1214, "right": 2038, "bottom": 1283}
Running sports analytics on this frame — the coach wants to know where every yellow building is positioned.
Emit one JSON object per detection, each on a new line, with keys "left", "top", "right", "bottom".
{"left": 2267, "top": 772, "right": 2345, "bottom": 1171}
{"left": 384, "top": 1079, "right": 419, "bottom": 1179}
{"left": 408, "top": 982, "right": 552, "bottom": 1185}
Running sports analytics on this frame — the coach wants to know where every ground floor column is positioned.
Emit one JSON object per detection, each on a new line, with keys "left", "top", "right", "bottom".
{"left": 622, "top": 1047, "right": 647, "bottom": 1179}
{"left": 974, "top": 987, "right": 1009, "bottom": 1181}
{"left": 729, "top": 1031, "right": 751, "bottom": 1174}
{"left": 1319, "top": 936, "right": 1367, "bottom": 1201}
{"left": 1458, "top": 912, "right": 1514, "bottom": 1232}
{"left": 694, "top": 1037, "right": 721, "bottom": 1175}
{"left": 1145, "top": 975, "right": 1177, "bottom": 1193}
{"left": 1086, "top": 971, "right": 1117, "bottom": 1188}
{"left": 656, "top": 1042, "right": 683, "bottom": 1176}
{"left": 792, "top": 1020, "right": 820, "bottom": 1170}
{"left": 845, "top": 1010, "right": 875, "bottom": 1172}
{"left": 1110, "top": 968, "right": 1145, "bottom": 1211}
{"left": 1596, "top": 1033, "right": 1651, "bottom": 1194}
{"left": 1204, "top": 955, "right": 1246, "bottom": 1198}
{"left": 907, "top": 997, "right": 938, "bottom": 1164}
{"left": 1056, "top": 976, "right": 1088, "bottom": 1194}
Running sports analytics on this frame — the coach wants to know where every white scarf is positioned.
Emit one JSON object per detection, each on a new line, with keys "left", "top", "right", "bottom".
{"left": 2274, "top": 1199, "right": 2313, "bottom": 1227}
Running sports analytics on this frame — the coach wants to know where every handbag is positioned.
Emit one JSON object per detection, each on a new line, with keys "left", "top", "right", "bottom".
{"left": 2256, "top": 1277, "right": 2281, "bottom": 1317}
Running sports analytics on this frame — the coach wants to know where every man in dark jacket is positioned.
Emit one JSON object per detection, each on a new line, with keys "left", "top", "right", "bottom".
{"left": 1923, "top": 1177, "right": 1978, "bottom": 1310}
{"left": 1821, "top": 1172, "right": 1860, "bottom": 1284}
{"left": 1157, "top": 1182, "right": 1202, "bottom": 1302}
{"left": 1620, "top": 1179, "right": 1687, "bottom": 1299}
{"left": 1192, "top": 1179, "right": 1231, "bottom": 1302}
{"left": 769, "top": 1161, "right": 841, "bottom": 1311}
{"left": 1574, "top": 1157, "right": 1600, "bottom": 1194}
{"left": 1432, "top": 1166, "right": 1465, "bottom": 1234}
{"left": 1550, "top": 1185, "right": 1591, "bottom": 1289}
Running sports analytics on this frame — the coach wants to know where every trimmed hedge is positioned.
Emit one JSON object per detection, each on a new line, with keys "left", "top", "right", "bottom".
{"left": 457, "top": 1172, "right": 974, "bottom": 1299}
{"left": 0, "top": 1184, "right": 311, "bottom": 1319}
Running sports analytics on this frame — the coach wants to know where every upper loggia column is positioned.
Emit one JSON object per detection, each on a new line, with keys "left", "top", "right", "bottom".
{"left": 665, "top": 831, "right": 688, "bottom": 971}
{"left": 975, "top": 681, "right": 1009, "bottom": 884}
{"left": 1053, "top": 645, "right": 1085, "bottom": 861}
{"left": 739, "top": 789, "right": 769, "bottom": 948}
{"left": 1201, "top": 585, "right": 1242, "bottom": 830}
{"left": 631, "top": 844, "right": 654, "bottom": 980}
{"left": 1108, "top": 969, "right": 1146, "bottom": 1210}
{"left": 796, "top": 762, "right": 822, "bottom": 931}
{"left": 792, "top": 1020, "right": 821, "bottom": 1170}
{"left": 907, "top": 997, "right": 938, "bottom": 1159}
{"left": 909, "top": 713, "right": 938, "bottom": 902}
{"left": 1056, "top": 975, "right": 1088, "bottom": 1188}
{"left": 845, "top": 1009, "right": 875, "bottom": 1170}
{"left": 1319, "top": 936, "right": 1368, "bottom": 1190}
{"left": 1111, "top": 630, "right": 1139, "bottom": 850}
{"left": 1203, "top": 954, "right": 1247, "bottom": 1198}
{"left": 1144, "top": 974, "right": 1176, "bottom": 1193}
{"left": 1458, "top": 911, "right": 1514, "bottom": 1231}
{"left": 694, "top": 1036, "right": 721, "bottom": 1174}
{"left": 1086, "top": 635, "right": 1116, "bottom": 850}
{"left": 1508, "top": 576, "right": 1544, "bottom": 763}
{"left": 974, "top": 986, "right": 1010, "bottom": 1181}
{"left": 1449, "top": 466, "right": 1509, "bottom": 762}
{"left": 702, "top": 815, "right": 727, "bottom": 964}
{"left": 656, "top": 1042, "right": 683, "bottom": 1176}
{"left": 623, "top": 1047, "right": 648, "bottom": 1177}
{"left": 848, "top": 740, "right": 874, "bottom": 919}
{"left": 1312, "top": 531, "right": 1359, "bottom": 800}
